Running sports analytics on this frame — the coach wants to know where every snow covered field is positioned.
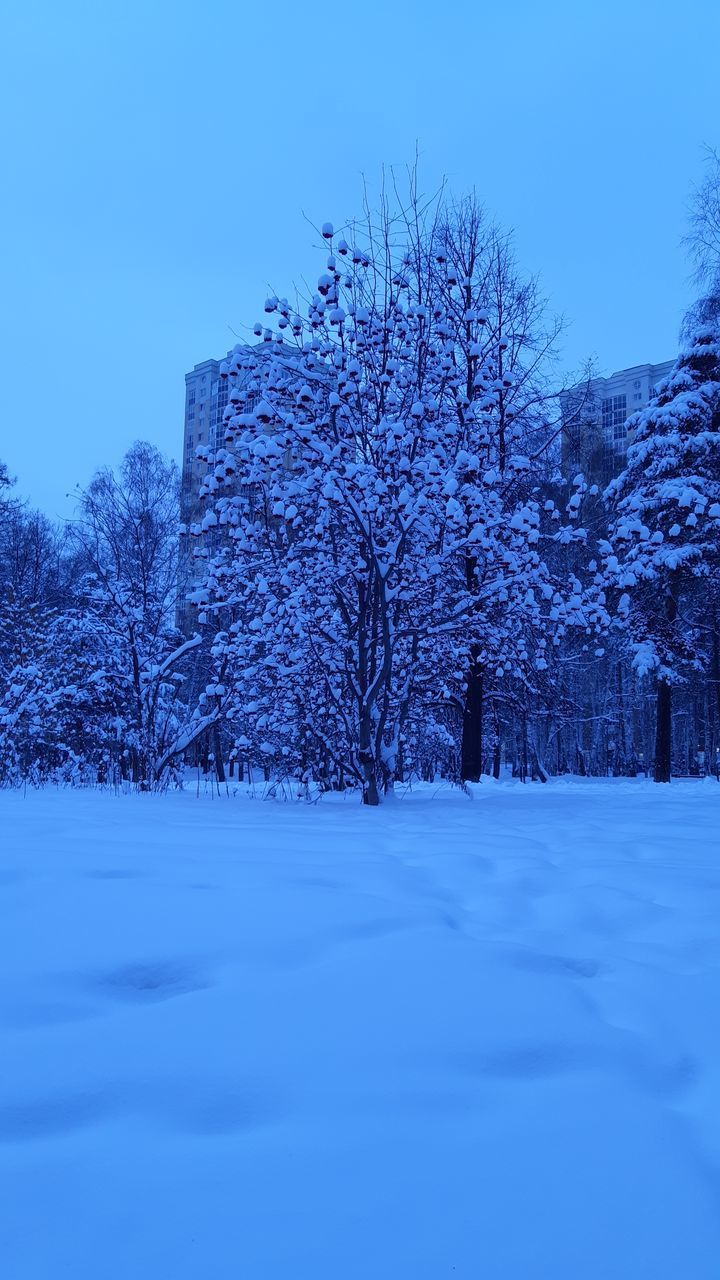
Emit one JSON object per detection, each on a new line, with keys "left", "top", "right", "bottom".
{"left": 1, "top": 781, "right": 720, "bottom": 1278}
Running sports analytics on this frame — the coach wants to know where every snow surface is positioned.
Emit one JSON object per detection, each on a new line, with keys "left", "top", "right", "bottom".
{"left": 1, "top": 780, "right": 720, "bottom": 1278}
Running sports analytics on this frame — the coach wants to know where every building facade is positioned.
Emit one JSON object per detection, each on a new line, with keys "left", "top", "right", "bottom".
{"left": 177, "top": 352, "right": 237, "bottom": 630}
{"left": 181, "top": 354, "right": 235, "bottom": 509}
{"left": 560, "top": 358, "right": 674, "bottom": 484}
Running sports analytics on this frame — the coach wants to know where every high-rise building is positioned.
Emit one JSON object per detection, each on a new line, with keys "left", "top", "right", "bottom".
{"left": 178, "top": 343, "right": 294, "bottom": 629}
{"left": 180, "top": 354, "right": 235, "bottom": 509}
{"left": 560, "top": 358, "right": 674, "bottom": 484}
{"left": 177, "top": 351, "right": 238, "bottom": 630}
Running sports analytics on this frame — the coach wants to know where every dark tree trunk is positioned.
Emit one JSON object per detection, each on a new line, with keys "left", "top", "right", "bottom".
{"left": 362, "top": 769, "right": 380, "bottom": 806}
{"left": 712, "top": 617, "right": 720, "bottom": 776}
{"left": 213, "top": 726, "right": 226, "bottom": 784}
{"left": 617, "top": 663, "right": 629, "bottom": 771}
{"left": 654, "top": 582, "right": 678, "bottom": 783}
{"left": 654, "top": 680, "right": 672, "bottom": 783}
{"left": 461, "top": 648, "right": 483, "bottom": 782}
{"left": 359, "top": 709, "right": 380, "bottom": 805}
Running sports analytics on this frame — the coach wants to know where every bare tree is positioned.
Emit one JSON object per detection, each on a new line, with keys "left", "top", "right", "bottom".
{"left": 685, "top": 147, "right": 720, "bottom": 290}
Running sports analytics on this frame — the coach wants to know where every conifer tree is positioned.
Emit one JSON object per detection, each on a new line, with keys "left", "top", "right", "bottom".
{"left": 605, "top": 320, "right": 720, "bottom": 781}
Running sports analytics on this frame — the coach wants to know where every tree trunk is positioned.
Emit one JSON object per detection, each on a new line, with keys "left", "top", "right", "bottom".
{"left": 461, "top": 648, "right": 483, "bottom": 782}
{"left": 531, "top": 741, "right": 549, "bottom": 783}
{"left": 359, "top": 712, "right": 380, "bottom": 806}
{"left": 654, "top": 680, "right": 672, "bottom": 783}
{"left": 361, "top": 764, "right": 380, "bottom": 806}
{"left": 492, "top": 732, "right": 501, "bottom": 780}
{"left": 654, "top": 581, "right": 678, "bottom": 783}
{"left": 213, "top": 725, "right": 226, "bottom": 784}
{"left": 707, "top": 614, "right": 712, "bottom": 773}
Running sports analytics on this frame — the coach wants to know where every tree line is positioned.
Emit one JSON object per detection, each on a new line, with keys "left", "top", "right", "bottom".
{"left": 2, "top": 164, "right": 720, "bottom": 800}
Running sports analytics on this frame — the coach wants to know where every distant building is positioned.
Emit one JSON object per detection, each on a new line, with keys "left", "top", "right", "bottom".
{"left": 178, "top": 346, "right": 278, "bottom": 630}
{"left": 560, "top": 358, "right": 674, "bottom": 484}
{"left": 180, "top": 354, "right": 235, "bottom": 511}
{"left": 177, "top": 351, "right": 239, "bottom": 630}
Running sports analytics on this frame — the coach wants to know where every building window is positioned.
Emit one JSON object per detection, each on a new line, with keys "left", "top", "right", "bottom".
{"left": 188, "top": 408, "right": 195, "bottom": 420}
{"left": 634, "top": 392, "right": 642, "bottom": 401}
{"left": 188, "top": 391, "right": 196, "bottom": 406}
{"left": 602, "top": 394, "right": 627, "bottom": 444}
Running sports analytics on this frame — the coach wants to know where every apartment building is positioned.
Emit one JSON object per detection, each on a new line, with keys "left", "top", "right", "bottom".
{"left": 560, "top": 358, "right": 674, "bottom": 484}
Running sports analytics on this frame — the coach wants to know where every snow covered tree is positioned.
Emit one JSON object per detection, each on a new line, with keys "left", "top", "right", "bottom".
{"left": 427, "top": 195, "right": 574, "bottom": 779}
{"left": 191, "top": 180, "right": 602, "bottom": 802}
{"left": 0, "top": 499, "right": 83, "bottom": 784}
{"left": 0, "top": 604, "right": 122, "bottom": 785}
{"left": 68, "top": 442, "right": 211, "bottom": 788}
{"left": 605, "top": 319, "right": 720, "bottom": 782}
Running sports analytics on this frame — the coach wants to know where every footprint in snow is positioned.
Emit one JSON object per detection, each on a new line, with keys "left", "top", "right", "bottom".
{"left": 468, "top": 1042, "right": 589, "bottom": 1080}
{"left": 0, "top": 1078, "right": 280, "bottom": 1143}
{"left": 510, "top": 950, "right": 605, "bottom": 979}
{"left": 0, "top": 1092, "right": 108, "bottom": 1142}
{"left": 96, "top": 960, "right": 211, "bottom": 1003}
{"left": 457, "top": 1040, "right": 699, "bottom": 1097}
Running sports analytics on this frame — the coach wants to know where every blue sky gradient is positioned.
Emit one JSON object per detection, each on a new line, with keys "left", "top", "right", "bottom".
{"left": 2, "top": 0, "right": 719, "bottom": 514}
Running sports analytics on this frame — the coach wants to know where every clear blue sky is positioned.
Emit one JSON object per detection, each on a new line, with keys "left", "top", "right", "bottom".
{"left": 2, "top": 0, "right": 718, "bottom": 516}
